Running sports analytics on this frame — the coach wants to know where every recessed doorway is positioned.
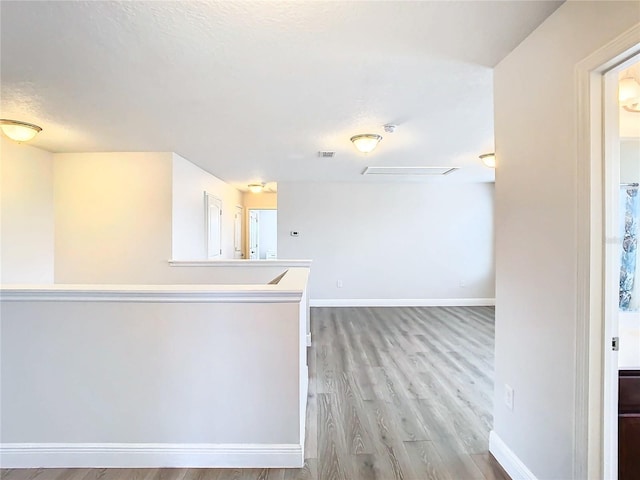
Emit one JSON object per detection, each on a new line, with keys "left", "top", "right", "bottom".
{"left": 248, "top": 209, "right": 277, "bottom": 260}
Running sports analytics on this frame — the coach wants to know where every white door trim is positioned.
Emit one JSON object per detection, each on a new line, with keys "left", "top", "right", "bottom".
{"left": 575, "top": 24, "right": 640, "bottom": 480}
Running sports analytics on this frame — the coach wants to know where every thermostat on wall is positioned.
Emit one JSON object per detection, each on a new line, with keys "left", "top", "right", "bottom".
{"left": 290, "top": 231, "right": 300, "bottom": 237}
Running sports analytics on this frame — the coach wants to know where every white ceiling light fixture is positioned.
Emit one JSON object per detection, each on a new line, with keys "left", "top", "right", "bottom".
{"left": 350, "top": 134, "right": 382, "bottom": 154}
{"left": 0, "top": 119, "right": 42, "bottom": 142}
{"left": 248, "top": 183, "right": 265, "bottom": 194}
{"left": 480, "top": 153, "right": 496, "bottom": 168}
{"left": 619, "top": 76, "right": 640, "bottom": 112}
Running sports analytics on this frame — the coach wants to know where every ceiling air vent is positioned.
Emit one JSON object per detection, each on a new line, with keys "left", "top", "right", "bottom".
{"left": 318, "top": 151, "right": 336, "bottom": 158}
{"left": 362, "top": 166, "right": 458, "bottom": 176}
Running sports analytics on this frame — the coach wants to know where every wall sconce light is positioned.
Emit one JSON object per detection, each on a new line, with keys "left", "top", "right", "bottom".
{"left": 0, "top": 119, "right": 42, "bottom": 142}
{"left": 248, "top": 183, "right": 265, "bottom": 194}
{"left": 350, "top": 134, "right": 382, "bottom": 154}
{"left": 619, "top": 76, "right": 640, "bottom": 112}
{"left": 480, "top": 153, "right": 496, "bottom": 168}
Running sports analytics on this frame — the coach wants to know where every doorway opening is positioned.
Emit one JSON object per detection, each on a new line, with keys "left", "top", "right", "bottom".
{"left": 608, "top": 56, "right": 640, "bottom": 480}
{"left": 578, "top": 37, "right": 640, "bottom": 479}
{"left": 248, "top": 209, "right": 277, "bottom": 260}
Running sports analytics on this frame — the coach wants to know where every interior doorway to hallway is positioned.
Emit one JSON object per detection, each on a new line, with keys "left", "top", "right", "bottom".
{"left": 248, "top": 208, "right": 277, "bottom": 260}
{"left": 606, "top": 54, "right": 640, "bottom": 480}
{"left": 575, "top": 28, "right": 640, "bottom": 479}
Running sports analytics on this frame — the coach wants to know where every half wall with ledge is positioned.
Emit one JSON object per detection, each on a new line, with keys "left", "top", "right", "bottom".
{"left": 0, "top": 267, "right": 310, "bottom": 469}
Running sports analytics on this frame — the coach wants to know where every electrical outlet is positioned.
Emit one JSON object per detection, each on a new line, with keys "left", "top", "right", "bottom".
{"left": 505, "top": 384, "right": 514, "bottom": 411}
{"left": 336, "top": 280, "right": 343, "bottom": 288}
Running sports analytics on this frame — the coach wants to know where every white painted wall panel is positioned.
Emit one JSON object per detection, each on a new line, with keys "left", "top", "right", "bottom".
{"left": 53, "top": 152, "right": 173, "bottom": 284}
{"left": 0, "top": 300, "right": 300, "bottom": 444}
{"left": 277, "top": 182, "right": 494, "bottom": 301}
{"left": 172, "top": 153, "right": 243, "bottom": 261}
{"left": 0, "top": 138, "right": 54, "bottom": 283}
{"left": 620, "top": 139, "right": 640, "bottom": 184}
{"left": 165, "top": 263, "right": 295, "bottom": 285}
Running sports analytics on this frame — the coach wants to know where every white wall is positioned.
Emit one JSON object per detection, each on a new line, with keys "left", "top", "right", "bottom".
{"left": 492, "top": 2, "right": 640, "bottom": 479}
{"left": 165, "top": 261, "right": 309, "bottom": 285}
{"left": 54, "top": 152, "right": 246, "bottom": 283}
{"left": 172, "top": 153, "right": 243, "bottom": 261}
{"left": 243, "top": 192, "right": 277, "bottom": 210}
{"left": 54, "top": 152, "right": 173, "bottom": 284}
{"left": 0, "top": 137, "right": 54, "bottom": 283}
{"left": 1, "top": 300, "right": 300, "bottom": 444}
{"left": 278, "top": 182, "right": 494, "bottom": 301}
{"left": 620, "top": 139, "right": 640, "bottom": 184}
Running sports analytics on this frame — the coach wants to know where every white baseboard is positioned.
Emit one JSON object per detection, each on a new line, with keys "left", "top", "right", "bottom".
{"left": 309, "top": 298, "right": 496, "bottom": 307}
{"left": 489, "top": 431, "right": 537, "bottom": 480}
{"left": 0, "top": 443, "right": 303, "bottom": 469}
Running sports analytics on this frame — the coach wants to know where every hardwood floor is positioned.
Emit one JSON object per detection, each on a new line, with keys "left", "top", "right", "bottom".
{"left": 1, "top": 306, "right": 509, "bottom": 480}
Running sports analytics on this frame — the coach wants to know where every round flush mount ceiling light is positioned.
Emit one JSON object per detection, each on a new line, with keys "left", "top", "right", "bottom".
{"left": 0, "top": 119, "right": 42, "bottom": 142}
{"left": 620, "top": 77, "right": 640, "bottom": 112}
{"left": 350, "top": 134, "right": 382, "bottom": 154}
{"left": 480, "top": 153, "right": 496, "bottom": 168}
{"left": 248, "top": 183, "right": 265, "bottom": 194}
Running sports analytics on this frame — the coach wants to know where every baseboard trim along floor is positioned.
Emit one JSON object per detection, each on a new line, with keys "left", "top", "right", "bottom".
{"left": 0, "top": 443, "right": 304, "bottom": 469}
{"left": 489, "top": 431, "right": 538, "bottom": 480}
{"left": 309, "top": 298, "right": 496, "bottom": 307}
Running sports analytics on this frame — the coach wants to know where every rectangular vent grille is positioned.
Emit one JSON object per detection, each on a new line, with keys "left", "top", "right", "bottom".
{"left": 362, "top": 166, "right": 458, "bottom": 176}
{"left": 318, "top": 151, "right": 336, "bottom": 158}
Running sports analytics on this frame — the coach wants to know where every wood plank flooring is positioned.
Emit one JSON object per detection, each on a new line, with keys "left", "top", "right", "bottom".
{"left": 1, "top": 306, "right": 509, "bottom": 480}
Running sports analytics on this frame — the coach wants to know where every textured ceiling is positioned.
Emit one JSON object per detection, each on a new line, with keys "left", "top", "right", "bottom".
{"left": 0, "top": 1, "right": 563, "bottom": 188}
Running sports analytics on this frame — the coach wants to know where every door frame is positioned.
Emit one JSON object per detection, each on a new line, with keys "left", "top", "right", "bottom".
{"left": 575, "top": 26, "right": 640, "bottom": 479}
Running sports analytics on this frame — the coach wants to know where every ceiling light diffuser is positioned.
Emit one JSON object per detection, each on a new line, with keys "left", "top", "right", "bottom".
{"left": 350, "top": 134, "right": 382, "bottom": 154}
{"left": 248, "top": 183, "right": 265, "bottom": 194}
{"left": 0, "top": 119, "right": 42, "bottom": 142}
{"left": 619, "top": 77, "right": 640, "bottom": 108}
{"left": 620, "top": 76, "right": 640, "bottom": 112}
{"left": 480, "top": 153, "right": 496, "bottom": 168}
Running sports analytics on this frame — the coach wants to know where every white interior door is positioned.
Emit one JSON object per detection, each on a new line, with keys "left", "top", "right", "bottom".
{"left": 249, "top": 210, "right": 259, "bottom": 260}
{"left": 205, "top": 192, "right": 222, "bottom": 259}
{"left": 234, "top": 205, "right": 243, "bottom": 259}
